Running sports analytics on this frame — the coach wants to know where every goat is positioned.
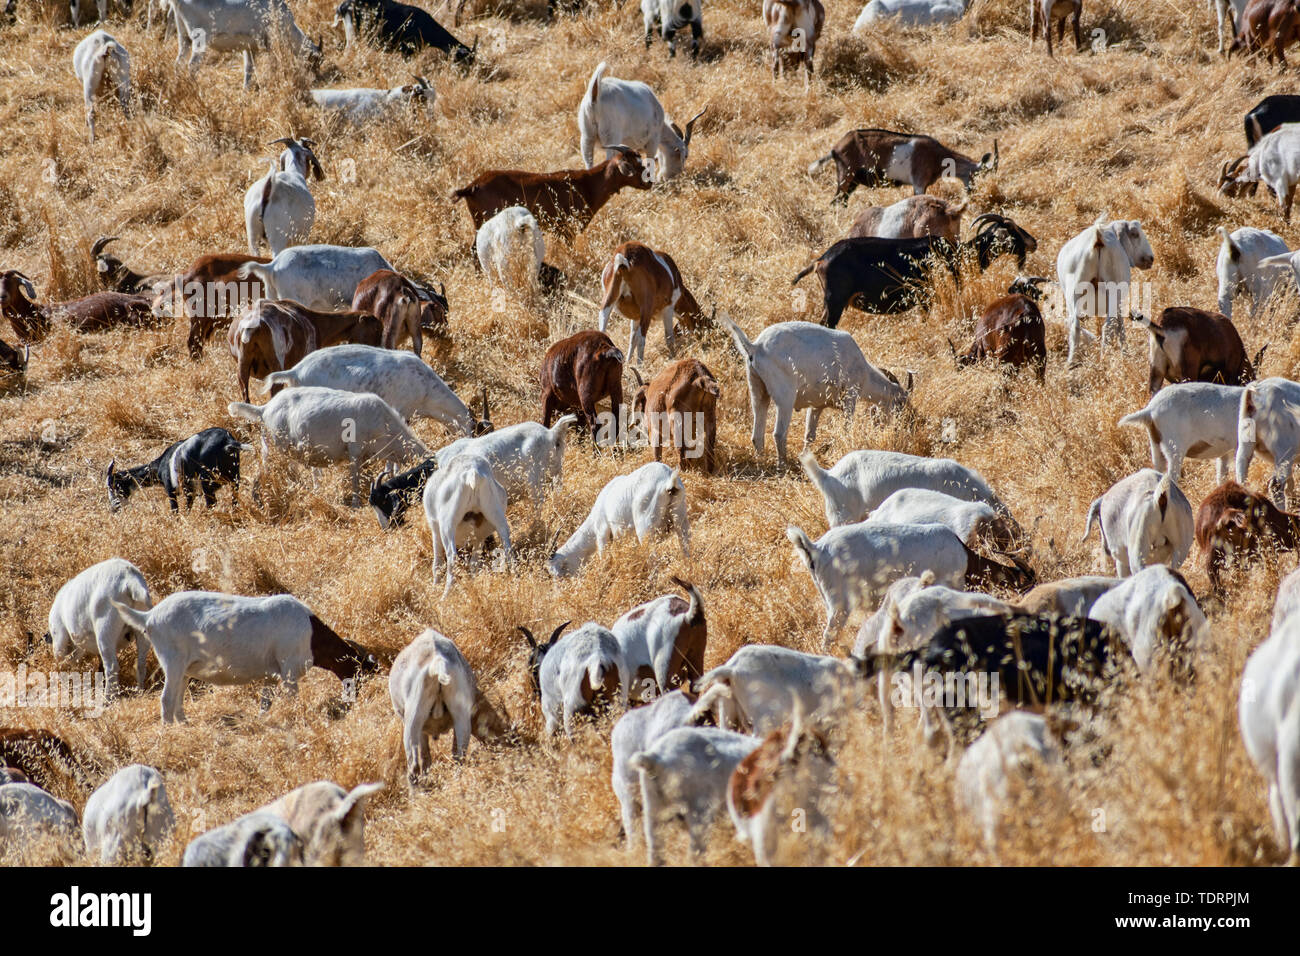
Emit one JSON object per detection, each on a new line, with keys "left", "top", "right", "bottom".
{"left": 46, "top": 557, "right": 152, "bottom": 698}
{"left": 106, "top": 427, "right": 251, "bottom": 512}
{"left": 808, "top": 128, "right": 998, "bottom": 204}
{"left": 1029, "top": 0, "right": 1082, "bottom": 55}
{"left": 1237, "top": 616, "right": 1300, "bottom": 863}
{"left": 169, "top": 252, "right": 270, "bottom": 359}
{"left": 111, "top": 591, "right": 377, "bottom": 723}
{"left": 1118, "top": 382, "right": 1243, "bottom": 484}
{"left": 951, "top": 276, "right": 1047, "bottom": 381}
{"left": 182, "top": 811, "right": 304, "bottom": 866}
{"left": 1219, "top": 123, "right": 1300, "bottom": 220}
{"left": 597, "top": 242, "right": 712, "bottom": 364}
{"left": 855, "top": 0, "right": 968, "bottom": 27}
{"left": 690, "top": 644, "right": 858, "bottom": 734}
{"left": 90, "top": 236, "right": 169, "bottom": 295}
{"left": 847, "top": 195, "right": 967, "bottom": 242}
{"left": 1056, "top": 216, "right": 1156, "bottom": 366}
{"left": 475, "top": 207, "right": 545, "bottom": 292}
{"left": 539, "top": 330, "right": 626, "bottom": 443}
{"left": 611, "top": 689, "right": 699, "bottom": 851}
{"left": 578, "top": 62, "right": 703, "bottom": 182}
{"left": 258, "top": 781, "right": 383, "bottom": 866}
{"left": 954, "top": 711, "right": 1064, "bottom": 851}
{"left": 310, "top": 76, "right": 435, "bottom": 124}
{"left": 642, "top": 0, "right": 703, "bottom": 57}
{"left": 1215, "top": 226, "right": 1290, "bottom": 319}
{"left": 725, "top": 318, "right": 910, "bottom": 465}
{"left": 1, "top": 270, "right": 157, "bottom": 344}
{"left": 82, "top": 764, "right": 175, "bottom": 865}
{"left": 333, "top": 0, "right": 475, "bottom": 61}
{"left": 1088, "top": 565, "right": 1206, "bottom": 675}
{"left": 236, "top": 245, "right": 396, "bottom": 312}
{"left": 0, "top": 337, "right": 28, "bottom": 392}
{"left": 0, "top": 783, "right": 82, "bottom": 865}
{"left": 244, "top": 137, "right": 323, "bottom": 257}
{"left": 168, "top": 0, "right": 321, "bottom": 89}
{"left": 866, "top": 487, "right": 1020, "bottom": 552}
{"left": 1082, "top": 469, "right": 1194, "bottom": 576}
{"left": 763, "top": 0, "right": 826, "bottom": 79}
{"left": 852, "top": 574, "right": 1014, "bottom": 663}
{"left": 72, "top": 29, "right": 131, "bottom": 143}
{"left": 1235, "top": 377, "right": 1300, "bottom": 508}
{"left": 548, "top": 462, "right": 690, "bottom": 577}
{"left": 1228, "top": 0, "right": 1300, "bottom": 64}
{"left": 521, "top": 621, "right": 630, "bottom": 736}
{"left": 1195, "top": 479, "right": 1300, "bottom": 592}
{"left": 1132, "top": 308, "right": 1261, "bottom": 396}
{"left": 1274, "top": 566, "right": 1300, "bottom": 630}
{"left": 630, "top": 358, "right": 719, "bottom": 473}
{"left": 611, "top": 577, "right": 707, "bottom": 697}
{"left": 792, "top": 214, "right": 1035, "bottom": 328}
{"left": 1245, "top": 93, "right": 1300, "bottom": 146}
{"left": 1216, "top": 0, "right": 1253, "bottom": 53}
{"left": 422, "top": 453, "right": 512, "bottom": 596}
{"left": 350, "top": 269, "right": 427, "bottom": 356}
{"left": 1015, "top": 576, "right": 1119, "bottom": 618}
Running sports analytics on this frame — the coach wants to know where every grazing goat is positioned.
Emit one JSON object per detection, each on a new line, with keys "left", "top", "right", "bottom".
{"left": 612, "top": 689, "right": 699, "bottom": 850}
{"left": 800, "top": 448, "right": 1007, "bottom": 528}
{"left": 1056, "top": 217, "right": 1156, "bottom": 366}
{"left": 1245, "top": 93, "right": 1300, "bottom": 146}
{"left": 83, "top": 764, "right": 175, "bottom": 865}
{"left": 453, "top": 149, "right": 651, "bottom": 240}
{"left": 955, "top": 711, "right": 1063, "bottom": 851}
{"left": 72, "top": 30, "right": 131, "bottom": 143}
{"left": 244, "top": 137, "right": 323, "bottom": 256}
{"left": 1082, "top": 469, "right": 1193, "bottom": 576}
{"left": 521, "top": 622, "right": 631, "bottom": 736}
{"left": 578, "top": 62, "right": 703, "bottom": 182}
{"left": 1215, "top": 226, "right": 1289, "bottom": 318}
{"left": 1118, "top": 382, "right": 1243, "bottom": 484}
{"left": 170, "top": 252, "right": 269, "bottom": 358}
{"left": 853, "top": 575, "right": 1014, "bottom": 663}
{"left": 1229, "top": 0, "right": 1300, "bottom": 64}
{"left": 847, "top": 195, "right": 967, "bottom": 242}
{"left": 1133, "top": 308, "right": 1261, "bottom": 396}
{"left": 1219, "top": 123, "right": 1300, "bottom": 220}
{"left": 111, "top": 591, "right": 377, "bottom": 723}
{"left": 867, "top": 488, "right": 1019, "bottom": 552}
{"left": 0, "top": 783, "right": 82, "bottom": 864}
{"left": 351, "top": 269, "right": 427, "bottom": 355}
{"left": 793, "top": 214, "right": 1035, "bottom": 328}
{"left": 548, "top": 462, "right": 690, "bottom": 577}
{"left": 763, "top": 0, "right": 826, "bottom": 79}
{"left": 597, "top": 242, "right": 711, "bottom": 364}
{"left": 1, "top": 270, "right": 157, "bottom": 344}
{"left": 1195, "top": 480, "right": 1300, "bottom": 592}
{"left": 90, "top": 237, "right": 169, "bottom": 295}
{"left": 642, "top": 0, "right": 703, "bottom": 57}
{"left": 855, "top": 0, "right": 967, "bottom": 28}
{"left": 725, "top": 319, "right": 910, "bottom": 465}
{"left": 236, "top": 245, "right": 396, "bottom": 311}
{"left": 1029, "top": 0, "right": 1082, "bottom": 56}
{"left": 1235, "top": 377, "right": 1300, "bottom": 507}
{"left": 228, "top": 386, "right": 430, "bottom": 503}
{"left": 106, "top": 427, "right": 251, "bottom": 512}
{"left": 168, "top": 0, "right": 321, "bottom": 89}
{"left": 1238, "top": 617, "right": 1300, "bottom": 863}
{"left": 310, "top": 76, "right": 435, "bottom": 124}
{"left": 0, "top": 337, "right": 28, "bottom": 392}
{"left": 788, "top": 520, "right": 1035, "bottom": 649}
{"left": 690, "top": 645, "right": 858, "bottom": 734}
{"left": 630, "top": 359, "right": 719, "bottom": 473}
{"left": 540, "top": 330, "right": 626, "bottom": 443}
{"left": 1088, "top": 566, "right": 1206, "bottom": 674}
{"left": 951, "top": 277, "right": 1047, "bottom": 381}
{"left": 808, "top": 128, "right": 997, "bottom": 204}
{"left": 475, "top": 207, "right": 545, "bottom": 291}
{"left": 183, "top": 811, "right": 304, "bottom": 867}
{"left": 390, "top": 629, "right": 514, "bottom": 779}
{"left": 1216, "top": 0, "right": 1252, "bottom": 53}
{"left": 263, "top": 345, "right": 489, "bottom": 436}
{"left": 423, "top": 453, "right": 512, "bottom": 596}
{"left": 46, "top": 558, "right": 152, "bottom": 698}
{"left": 259, "top": 781, "right": 383, "bottom": 866}
{"left": 612, "top": 577, "right": 708, "bottom": 696}
{"left": 334, "top": 0, "right": 475, "bottom": 61}
{"left": 1015, "top": 576, "right": 1118, "bottom": 618}
{"left": 227, "top": 299, "right": 382, "bottom": 401}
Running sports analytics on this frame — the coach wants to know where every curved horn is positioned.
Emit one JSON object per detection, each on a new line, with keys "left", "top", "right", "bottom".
{"left": 547, "top": 622, "right": 570, "bottom": 646}
{"left": 266, "top": 137, "right": 295, "bottom": 148}
{"left": 21, "top": 345, "right": 30, "bottom": 370}
{"left": 630, "top": 367, "right": 645, "bottom": 388}
{"left": 517, "top": 625, "right": 538, "bottom": 649}
{"left": 992, "top": 139, "right": 999, "bottom": 170}
{"left": 970, "top": 212, "right": 1005, "bottom": 231}
{"left": 106, "top": 458, "right": 115, "bottom": 482}
{"left": 299, "top": 137, "right": 317, "bottom": 149}
{"left": 91, "top": 236, "right": 118, "bottom": 257}
{"left": 480, "top": 385, "right": 490, "bottom": 423}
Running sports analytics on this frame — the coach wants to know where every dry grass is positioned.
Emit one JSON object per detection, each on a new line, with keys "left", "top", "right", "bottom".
{"left": 0, "top": 0, "right": 1296, "bottom": 866}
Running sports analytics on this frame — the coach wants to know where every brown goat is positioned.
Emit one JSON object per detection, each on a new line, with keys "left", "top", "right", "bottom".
{"left": 1134, "top": 307, "right": 1263, "bottom": 397}
{"left": 453, "top": 147, "right": 652, "bottom": 239}
{"left": 226, "top": 299, "right": 384, "bottom": 401}
{"left": 597, "top": 242, "right": 712, "bottom": 364}
{"left": 1, "top": 271, "right": 159, "bottom": 343}
{"left": 1230, "top": 0, "right": 1300, "bottom": 64}
{"left": 1195, "top": 480, "right": 1300, "bottom": 592}
{"left": 351, "top": 269, "right": 425, "bottom": 357}
{"left": 631, "top": 359, "right": 720, "bottom": 474}
{"left": 168, "top": 253, "right": 271, "bottom": 359}
{"left": 0, "top": 728, "right": 100, "bottom": 792}
{"left": 809, "top": 129, "right": 997, "bottom": 205}
{"left": 0, "top": 337, "right": 27, "bottom": 392}
{"left": 951, "top": 278, "right": 1048, "bottom": 381}
{"left": 846, "top": 195, "right": 967, "bottom": 242}
{"left": 540, "top": 330, "right": 626, "bottom": 443}
{"left": 1030, "top": 0, "right": 1083, "bottom": 57}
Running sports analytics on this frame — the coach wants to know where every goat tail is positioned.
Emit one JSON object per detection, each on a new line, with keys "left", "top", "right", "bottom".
{"left": 237, "top": 443, "right": 256, "bottom": 454}
{"left": 786, "top": 525, "right": 818, "bottom": 572}
{"left": 1117, "top": 408, "right": 1151, "bottom": 433}
{"left": 807, "top": 153, "right": 833, "bottom": 176}
{"left": 549, "top": 413, "right": 579, "bottom": 444}
{"left": 125, "top": 576, "right": 151, "bottom": 611}
{"left": 721, "top": 314, "right": 756, "bottom": 360}
{"left": 109, "top": 599, "right": 150, "bottom": 635}
{"left": 585, "top": 61, "right": 608, "bottom": 108}
{"left": 1081, "top": 497, "right": 1102, "bottom": 543}
{"left": 798, "top": 449, "right": 830, "bottom": 493}
{"left": 791, "top": 261, "right": 817, "bottom": 286}
{"left": 257, "top": 160, "right": 278, "bottom": 221}
{"left": 427, "top": 655, "right": 452, "bottom": 687}
{"left": 627, "top": 751, "right": 657, "bottom": 776}
{"left": 670, "top": 576, "right": 705, "bottom": 626}
{"left": 227, "top": 401, "right": 265, "bottom": 422}
{"left": 236, "top": 261, "right": 272, "bottom": 288}
{"left": 261, "top": 370, "right": 296, "bottom": 393}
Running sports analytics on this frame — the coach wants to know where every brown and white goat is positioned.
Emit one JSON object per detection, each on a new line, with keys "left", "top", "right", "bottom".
{"left": 1133, "top": 307, "right": 1263, "bottom": 397}
{"left": 1229, "top": 0, "right": 1300, "bottom": 65}
{"left": 597, "top": 242, "right": 712, "bottom": 365}
{"left": 168, "top": 253, "right": 271, "bottom": 359}
{"left": 950, "top": 277, "right": 1048, "bottom": 382}
{"left": 808, "top": 129, "right": 998, "bottom": 205}
{"left": 631, "top": 359, "right": 720, "bottom": 474}
{"left": 1, "top": 270, "right": 159, "bottom": 343}
{"left": 226, "top": 299, "right": 384, "bottom": 401}
{"left": 1195, "top": 480, "right": 1300, "bottom": 592}
{"left": 540, "top": 330, "right": 626, "bottom": 443}
{"left": 351, "top": 269, "right": 424, "bottom": 357}
{"left": 453, "top": 148, "right": 652, "bottom": 240}
{"left": 763, "top": 0, "right": 825, "bottom": 80}
{"left": 1029, "top": 0, "right": 1083, "bottom": 57}
{"left": 846, "top": 195, "right": 967, "bottom": 242}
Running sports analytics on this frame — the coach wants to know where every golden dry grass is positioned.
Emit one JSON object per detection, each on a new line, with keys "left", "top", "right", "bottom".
{"left": 0, "top": 0, "right": 1296, "bottom": 866}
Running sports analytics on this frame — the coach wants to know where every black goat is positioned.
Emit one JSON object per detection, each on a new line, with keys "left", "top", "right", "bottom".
{"left": 335, "top": 0, "right": 476, "bottom": 62}
{"left": 91, "top": 236, "right": 167, "bottom": 295}
{"left": 1245, "top": 94, "right": 1300, "bottom": 148}
{"left": 792, "top": 213, "right": 1037, "bottom": 329}
{"left": 368, "top": 457, "right": 438, "bottom": 529}
{"left": 107, "top": 428, "right": 251, "bottom": 512}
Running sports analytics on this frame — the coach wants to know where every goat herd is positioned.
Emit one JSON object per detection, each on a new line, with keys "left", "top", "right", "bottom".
{"left": 0, "top": 0, "right": 1299, "bottom": 869}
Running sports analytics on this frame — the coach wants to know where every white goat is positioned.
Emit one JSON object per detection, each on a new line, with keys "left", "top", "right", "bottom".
{"left": 72, "top": 30, "right": 131, "bottom": 143}
{"left": 1087, "top": 565, "right": 1207, "bottom": 674}
{"left": 800, "top": 448, "right": 1004, "bottom": 528}
{"left": 0, "top": 783, "right": 82, "bottom": 864}
{"left": 1273, "top": 566, "right": 1300, "bottom": 631}
{"left": 475, "top": 206, "right": 545, "bottom": 289}
{"left": 1236, "top": 377, "right": 1300, "bottom": 507}
{"left": 866, "top": 487, "right": 1017, "bottom": 550}
{"left": 1082, "top": 469, "right": 1193, "bottom": 576}
{"left": 1216, "top": 226, "right": 1289, "bottom": 318}
{"left": 1221, "top": 124, "right": 1300, "bottom": 221}
{"left": 547, "top": 462, "right": 689, "bottom": 577}
{"left": 243, "top": 137, "right": 323, "bottom": 256}
{"left": 524, "top": 621, "right": 631, "bottom": 736}
{"left": 611, "top": 577, "right": 707, "bottom": 698}
{"left": 182, "top": 810, "right": 303, "bottom": 866}
{"left": 1118, "top": 382, "right": 1243, "bottom": 483}
{"left": 725, "top": 318, "right": 910, "bottom": 465}
{"left": 237, "top": 245, "right": 395, "bottom": 311}
{"left": 851, "top": 574, "right": 1013, "bottom": 658}
{"left": 628, "top": 726, "right": 761, "bottom": 865}
{"left": 262, "top": 344, "right": 486, "bottom": 435}
{"left": 258, "top": 781, "right": 383, "bottom": 866}
{"left": 46, "top": 557, "right": 152, "bottom": 698}
{"left": 954, "top": 711, "right": 1062, "bottom": 851}
{"left": 310, "top": 77, "right": 435, "bottom": 124}
{"left": 429, "top": 415, "right": 577, "bottom": 513}
{"left": 611, "top": 689, "right": 698, "bottom": 850}
{"left": 1213, "top": 0, "right": 1250, "bottom": 53}
{"left": 577, "top": 61, "right": 702, "bottom": 182}
{"left": 1238, "top": 617, "right": 1300, "bottom": 863}
{"left": 854, "top": 0, "right": 966, "bottom": 28}
{"left": 167, "top": 0, "right": 321, "bottom": 89}
{"left": 228, "top": 386, "right": 430, "bottom": 503}
{"left": 82, "top": 764, "right": 175, "bottom": 865}
{"left": 689, "top": 644, "right": 858, "bottom": 734}
{"left": 422, "top": 453, "right": 512, "bottom": 596}
{"left": 1056, "top": 217, "right": 1155, "bottom": 365}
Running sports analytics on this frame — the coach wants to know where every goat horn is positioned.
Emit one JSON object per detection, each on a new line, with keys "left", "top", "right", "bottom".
{"left": 299, "top": 138, "right": 317, "bottom": 149}
{"left": 267, "top": 137, "right": 295, "bottom": 147}
{"left": 517, "top": 625, "right": 537, "bottom": 648}
{"left": 91, "top": 236, "right": 118, "bottom": 256}
{"left": 480, "top": 385, "right": 490, "bottom": 422}
{"left": 547, "top": 621, "right": 570, "bottom": 646}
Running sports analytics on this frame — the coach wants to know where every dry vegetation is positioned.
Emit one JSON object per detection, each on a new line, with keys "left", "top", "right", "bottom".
{"left": 0, "top": 0, "right": 1295, "bottom": 866}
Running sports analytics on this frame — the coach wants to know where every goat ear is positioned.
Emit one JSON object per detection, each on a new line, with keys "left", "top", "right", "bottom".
{"left": 17, "top": 275, "right": 36, "bottom": 300}
{"left": 333, "top": 782, "right": 383, "bottom": 831}
{"left": 1253, "top": 343, "right": 1268, "bottom": 370}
